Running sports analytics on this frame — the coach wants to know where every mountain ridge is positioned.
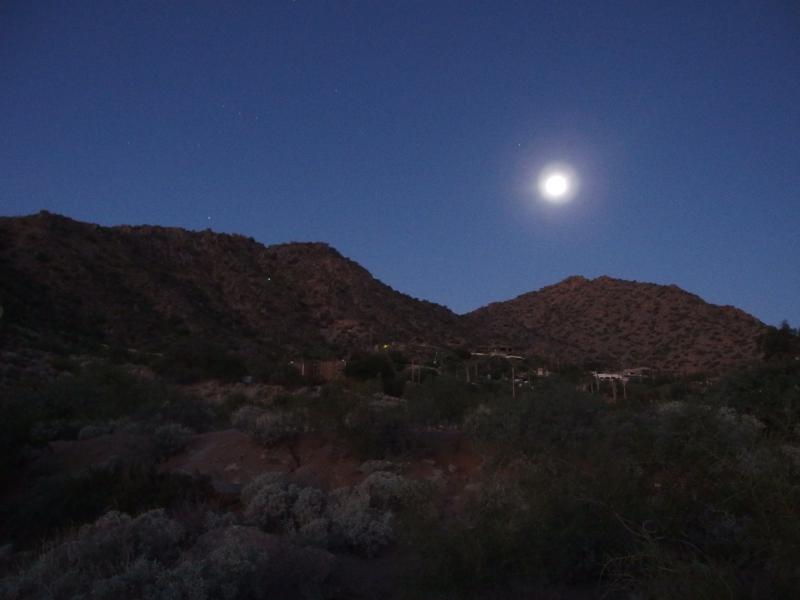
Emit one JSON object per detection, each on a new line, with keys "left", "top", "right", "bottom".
{"left": 0, "top": 212, "right": 765, "bottom": 372}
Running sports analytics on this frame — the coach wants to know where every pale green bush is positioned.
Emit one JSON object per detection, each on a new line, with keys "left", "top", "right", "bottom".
{"left": 238, "top": 470, "right": 423, "bottom": 556}
{"left": 0, "top": 509, "right": 184, "bottom": 599}
{"left": 0, "top": 511, "right": 334, "bottom": 600}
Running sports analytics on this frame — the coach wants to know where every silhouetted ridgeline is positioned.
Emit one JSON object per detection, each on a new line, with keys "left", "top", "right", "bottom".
{"left": 0, "top": 212, "right": 764, "bottom": 372}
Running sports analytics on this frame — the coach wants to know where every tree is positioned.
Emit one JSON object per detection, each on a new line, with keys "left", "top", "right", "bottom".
{"left": 760, "top": 320, "right": 800, "bottom": 361}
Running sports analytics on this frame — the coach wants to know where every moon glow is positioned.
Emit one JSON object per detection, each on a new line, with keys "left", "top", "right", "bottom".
{"left": 537, "top": 164, "right": 577, "bottom": 203}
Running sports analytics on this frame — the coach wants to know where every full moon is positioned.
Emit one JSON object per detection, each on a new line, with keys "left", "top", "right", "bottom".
{"left": 537, "top": 164, "right": 577, "bottom": 203}
{"left": 543, "top": 173, "right": 568, "bottom": 197}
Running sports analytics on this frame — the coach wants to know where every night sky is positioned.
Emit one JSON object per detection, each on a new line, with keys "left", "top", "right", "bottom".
{"left": 2, "top": 1, "right": 798, "bottom": 325}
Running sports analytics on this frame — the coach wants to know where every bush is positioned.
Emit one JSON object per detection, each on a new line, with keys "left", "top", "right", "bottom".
{"left": 153, "top": 339, "right": 247, "bottom": 384}
{"left": 1, "top": 464, "right": 212, "bottom": 548}
{"left": 405, "top": 376, "right": 484, "bottom": 425}
{"left": 325, "top": 486, "right": 393, "bottom": 557}
{"left": 241, "top": 472, "right": 300, "bottom": 532}
{"left": 0, "top": 509, "right": 184, "bottom": 599}
{"left": 709, "top": 361, "right": 800, "bottom": 436}
{"left": 403, "top": 372, "right": 800, "bottom": 597}
{"left": 0, "top": 513, "right": 335, "bottom": 600}
{"left": 238, "top": 470, "right": 425, "bottom": 557}
{"left": 344, "top": 352, "right": 393, "bottom": 381}
{"left": 153, "top": 423, "right": 194, "bottom": 460}
{"left": 342, "top": 398, "right": 412, "bottom": 459}
{"left": 77, "top": 422, "right": 114, "bottom": 440}
{"left": 230, "top": 406, "right": 302, "bottom": 446}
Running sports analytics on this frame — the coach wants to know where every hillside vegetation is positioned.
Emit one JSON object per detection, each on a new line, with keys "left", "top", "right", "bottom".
{"left": 1, "top": 329, "right": 799, "bottom": 597}
{"left": 1, "top": 212, "right": 765, "bottom": 374}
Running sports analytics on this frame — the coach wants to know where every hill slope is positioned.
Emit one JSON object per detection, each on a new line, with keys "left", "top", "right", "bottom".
{"left": 0, "top": 213, "right": 765, "bottom": 372}
{"left": 0, "top": 212, "right": 462, "bottom": 357}
{"left": 463, "top": 275, "right": 764, "bottom": 372}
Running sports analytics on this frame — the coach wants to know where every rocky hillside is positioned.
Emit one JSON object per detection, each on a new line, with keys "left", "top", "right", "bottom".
{"left": 463, "top": 275, "right": 764, "bottom": 373}
{"left": 0, "top": 213, "right": 765, "bottom": 372}
{"left": 0, "top": 212, "right": 462, "bottom": 358}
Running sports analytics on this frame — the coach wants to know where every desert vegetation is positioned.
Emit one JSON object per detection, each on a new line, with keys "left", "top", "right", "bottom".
{"left": 1, "top": 327, "right": 800, "bottom": 598}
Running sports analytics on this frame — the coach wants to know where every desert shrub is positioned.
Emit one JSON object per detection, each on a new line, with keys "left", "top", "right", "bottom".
{"left": 48, "top": 354, "right": 80, "bottom": 373}
{"left": 760, "top": 321, "right": 800, "bottom": 361}
{"left": 230, "top": 405, "right": 302, "bottom": 446}
{"left": 0, "top": 514, "right": 334, "bottom": 600}
{"left": 241, "top": 472, "right": 299, "bottom": 532}
{"left": 153, "top": 339, "right": 247, "bottom": 384}
{"left": 359, "top": 459, "right": 398, "bottom": 474}
{"left": 152, "top": 423, "right": 194, "bottom": 460}
{"left": 404, "top": 460, "right": 644, "bottom": 596}
{"left": 344, "top": 351, "right": 393, "bottom": 381}
{"left": 309, "top": 383, "right": 359, "bottom": 430}
{"left": 247, "top": 354, "right": 307, "bottom": 386}
{"left": 709, "top": 361, "right": 800, "bottom": 436}
{"left": 405, "top": 376, "right": 484, "bottom": 425}
{"left": 381, "top": 370, "right": 406, "bottom": 397}
{"left": 241, "top": 474, "right": 333, "bottom": 548}
{"left": 253, "top": 410, "right": 301, "bottom": 446}
{"left": 343, "top": 351, "right": 405, "bottom": 396}
{"left": 293, "top": 487, "right": 327, "bottom": 526}
{"left": 239, "top": 470, "right": 423, "bottom": 557}
{"left": 356, "top": 470, "right": 427, "bottom": 511}
{"left": 325, "top": 486, "right": 393, "bottom": 557}
{"left": 464, "top": 384, "right": 602, "bottom": 457}
{"left": 1, "top": 464, "right": 212, "bottom": 548}
{"left": 188, "top": 525, "right": 334, "bottom": 600}
{"left": 342, "top": 398, "right": 412, "bottom": 459}
{"left": 216, "top": 391, "right": 251, "bottom": 420}
{"left": 409, "top": 375, "right": 800, "bottom": 597}
{"left": 270, "top": 362, "right": 306, "bottom": 386}
{"left": 0, "top": 365, "right": 212, "bottom": 482}
{"left": 230, "top": 404, "right": 263, "bottom": 430}
{"left": 77, "top": 422, "right": 114, "bottom": 440}
{"left": 0, "top": 509, "right": 184, "bottom": 599}
{"left": 154, "top": 391, "right": 218, "bottom": 431}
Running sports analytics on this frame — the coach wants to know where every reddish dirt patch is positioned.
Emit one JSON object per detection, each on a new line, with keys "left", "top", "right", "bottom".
{"left": 162, "top": 429, "right": 291, "bottom": 486}
{"left": 161, "top": 430, "right": 365, "bottom": 492}
{"left": 161, "top": 428, "right": 487, "bottom": 506}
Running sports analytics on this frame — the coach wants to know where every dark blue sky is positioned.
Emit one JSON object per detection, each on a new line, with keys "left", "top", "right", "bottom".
{"left": 2, "top": 1, "right": 798, "bottom": 325}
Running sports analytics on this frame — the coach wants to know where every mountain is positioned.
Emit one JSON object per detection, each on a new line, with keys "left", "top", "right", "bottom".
{"left": 0, "top": 212, "right": 462, "bottom": 358}
{"left": 463, "top": 275, "right": 764, "bottom": 373}
{"left": 0, "top": 212, "right": 765, "bottom": 372}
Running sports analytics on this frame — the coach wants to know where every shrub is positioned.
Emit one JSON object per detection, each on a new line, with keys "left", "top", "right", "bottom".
{"left": 241, "top": 472, "right": 299, "bottom": 532}
{"left": 0, "top": 509, "right": 184, "bottom": 599}
{"left": 77, "top": 422, "right": 114, "bottom": 440}
{"left": 153, "top": 339, "right": 247, "bottom": 384}
{"left": 342, "top": 398, "right": 412, "bottom": 459}
{"left": 344, "top": 352, "right": 393, "bottom": 381}
{"left": 325, "top": 486, "right": 393, "bottom": 557}
{"left": 230, "top": 406, "right": 301, "bottom": 446}
{"left": 0, "top": 366, "right": 213, "bottom": 486}
{"left": 1, "top": 465, "right": 212, "bottom": 548}
{"left": 238, "top": 470, "right": 421, "bottom": 557}
{"left": 0, "top": 514, "right": 335, "bottom": 600}
{"left": 710, "top": 361, "right": 800, "bottom": 436}
{"left": 153, "top": 423, "right": 194, "bottom": 460}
